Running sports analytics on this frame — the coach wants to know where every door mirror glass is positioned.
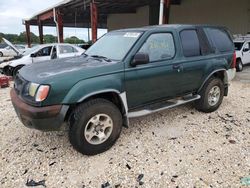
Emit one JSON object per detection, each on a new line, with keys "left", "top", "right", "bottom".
{"left": 131, "top": 53, "right": 149, "bottom": 67}
{"left": 30, "top": 53, "right": 36, "bottom": 58}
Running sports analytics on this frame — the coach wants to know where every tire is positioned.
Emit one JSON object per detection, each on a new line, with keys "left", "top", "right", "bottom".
{"left": 0, "top": 52, "right": 3, "bottom": 57}
{"left": 236, "top": 59, "right": 243, "bottom": 72}
{"left": 195, "top": 77, "right": 224, "bottom": 113}
{"left": 12, "top": 65, "right": 24, "bottom": 77}
{"left": 69, "top": 98, "right": 123, "bottom": 155}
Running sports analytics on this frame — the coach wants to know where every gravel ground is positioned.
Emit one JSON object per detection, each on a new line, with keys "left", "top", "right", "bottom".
{"left": 0, "top": 71, "right": 250, "bottom": 188}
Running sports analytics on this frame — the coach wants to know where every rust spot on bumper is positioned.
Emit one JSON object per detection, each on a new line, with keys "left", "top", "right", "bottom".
{"left": 10, "top": 88, "right": 62, "bottom": 119}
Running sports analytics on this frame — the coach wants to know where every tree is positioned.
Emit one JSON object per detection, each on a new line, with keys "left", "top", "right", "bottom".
{"left": 64, "top": 36, "right": 85, "bottom": 44}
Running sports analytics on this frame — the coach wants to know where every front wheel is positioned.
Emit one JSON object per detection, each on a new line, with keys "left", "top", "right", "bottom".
{"left": 195, "top": 77, "right": 224, "bottom": 113}
{"left": 0, "top": 52, "right": 3, "bottom": 57}
{"left": 69, "top": 99, "right": 123, "bottom": 155}
{"left": 12, "top": 65, "right": 24, "bottom": 77}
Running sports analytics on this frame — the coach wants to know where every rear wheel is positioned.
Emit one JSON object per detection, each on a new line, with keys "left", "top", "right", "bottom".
{"left": 0, "top": 52, "right": 3, "bottom": 57}
{"left": 236, "top": 59, "right": 243, "bottom": 72}
{"left": 69, "top": 98, "right": 123, "bottom": 155}
{"left": 195, "top": 77, "right": 224, "bottom": 113}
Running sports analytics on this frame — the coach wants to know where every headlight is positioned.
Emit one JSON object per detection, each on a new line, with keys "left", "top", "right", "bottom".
{"left": 28, "top": 83, "right": 39, "bottom": 97}
{"left": 28, "top": 83, "right": 50, "bottom": 102}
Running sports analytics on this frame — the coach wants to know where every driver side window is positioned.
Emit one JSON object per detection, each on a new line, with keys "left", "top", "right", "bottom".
{"left": 36, "top": 46, "right": 52, "bottom": 57}
{"left": 138, "top": 33, "right": 175, "bottom": 62}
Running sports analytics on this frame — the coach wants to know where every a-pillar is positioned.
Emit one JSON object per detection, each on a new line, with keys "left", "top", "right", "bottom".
{"left": 38, "top": 20, "right": 43, "bottom": 44}
{"left": 90, "top": 1, "right": 98, "bottom": 42}
{"left": 57, "top": 12, "right": 64, "bottom": 43}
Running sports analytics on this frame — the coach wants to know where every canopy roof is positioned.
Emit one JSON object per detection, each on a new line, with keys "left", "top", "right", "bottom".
{"left": 24, "top": 0, "right": 181, "bottom": 28}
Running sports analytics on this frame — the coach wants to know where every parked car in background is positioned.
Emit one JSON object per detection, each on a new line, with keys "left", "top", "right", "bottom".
{"left": 77, "top": 43, "right": 92, "bottom": 50}
{"left": 0, "top": 43, "right": 8, "bottom": 49}
{"left": 15, "top": 45, "right": 27, "bottom": 54}
{"left": 0, "top": 45, "right": 19, "bottom": 57}
{"left": 234, "top": 36, "right": 250, "bottom": 71}
{"left": 0, "top": 42, "right": 85, "bottom": 76}
{"left": 11, "top": 25, "right": 236, "bottom": 155}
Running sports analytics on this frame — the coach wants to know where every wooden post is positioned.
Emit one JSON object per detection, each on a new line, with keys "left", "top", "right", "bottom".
{"left": 163, "top": 0, "right": 171, "bottom": 24}
{"left": 25, "top": 21, "right": 31, "bottom": 48}
{"left": 38, "top": 20, "right": 43, "bottom": 44}
{"left": 90, "top": 1, "right": 98, "bottom": 42}
{"left": 57, "top": 12, "right": 64, "bottom": 43}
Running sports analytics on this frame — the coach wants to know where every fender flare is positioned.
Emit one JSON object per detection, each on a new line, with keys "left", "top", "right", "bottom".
{"left": 198, "top": 69, "right": 227, "bottom": 93}
{"left": 77, "top": 89, "right": 128, "bottom": 115}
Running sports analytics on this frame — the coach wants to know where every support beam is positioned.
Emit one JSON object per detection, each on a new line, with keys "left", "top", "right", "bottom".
{"left": 25, "top": 21, "right": 31, "bottom": 48}
{"left": 90, "top": 1, "right": 98, "bottom": 42}
{"left": 38, "top": 21, "right": 43, "bottom": 44}
{"left": 57, "top": 12, "right": 64, "bottom": 43}
{"left": 163, "top": 0, "right": 171, "bottom": 24}
{"left": 159, "top": 0, "right": 171, "bottom": 25}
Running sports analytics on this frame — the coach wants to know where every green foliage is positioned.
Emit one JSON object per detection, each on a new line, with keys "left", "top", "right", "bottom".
{"left": 64, "top": 36, "right": 85, "bottom": 44}
{"left": 0, "top": 32, "right": 85, "bottom": 44}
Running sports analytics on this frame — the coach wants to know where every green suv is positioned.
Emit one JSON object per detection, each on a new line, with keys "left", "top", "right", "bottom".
{"left": 11, "top": 25, "right": 236, "bottom": 155}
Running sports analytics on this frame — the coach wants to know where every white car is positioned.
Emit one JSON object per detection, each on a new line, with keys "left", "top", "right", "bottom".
{"left": 234, "top": 37, "right": 250, "bottom": 72}
{"left": 0, "top": 39, "right": 85, "bottom": 76}
{"left": 0, "top": 45, "right": 19, "bottom": 57}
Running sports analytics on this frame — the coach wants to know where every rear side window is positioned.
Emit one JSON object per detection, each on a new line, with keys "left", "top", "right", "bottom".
{"left": 205, "top": 28, "right": 233, "bottom": 52}
{"left": 180, "top": 30, "right": 201, "bottom": 57}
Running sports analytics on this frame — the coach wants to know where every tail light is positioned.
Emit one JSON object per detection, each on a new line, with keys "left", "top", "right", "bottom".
{"left": 231, "top": 51, "right": 236, "bottom": 69}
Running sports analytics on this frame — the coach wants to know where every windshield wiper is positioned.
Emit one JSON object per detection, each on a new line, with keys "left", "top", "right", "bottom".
{"left": 90, "top": 55, "right": 112, "bottom": 62}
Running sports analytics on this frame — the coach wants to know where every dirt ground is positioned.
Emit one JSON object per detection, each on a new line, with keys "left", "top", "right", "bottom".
{"left": 0, "top": 68, "right": 249, "bottom": 188}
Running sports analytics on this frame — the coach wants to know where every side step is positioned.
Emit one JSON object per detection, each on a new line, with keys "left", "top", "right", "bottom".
{"left": 128, "top": 94, "right": 201, "bottom": 118}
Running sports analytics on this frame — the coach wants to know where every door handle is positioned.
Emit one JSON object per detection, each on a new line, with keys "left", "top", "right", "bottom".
{"left": 173, "top": 64, "right": 182, "bottom": 72}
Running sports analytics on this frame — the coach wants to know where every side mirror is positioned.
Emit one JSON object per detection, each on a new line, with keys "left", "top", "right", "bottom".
{"left": 30, "top": 53, "right": 36, "bottom": 58}
{"left": 243, "top": 48, "right": 249, "bottom": 52}
{"left": 130, "top": 53, "right": 149, "bottom": 67}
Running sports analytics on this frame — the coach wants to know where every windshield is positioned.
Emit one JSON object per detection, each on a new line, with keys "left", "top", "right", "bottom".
{"left": 234, "top": 42, "right": 244, "bottom": 51}
{"left": 85, "top": 31, "right": 142, "bottom": 61}
{"left": 22, "top": 45, "right": 40, "bottom": 56}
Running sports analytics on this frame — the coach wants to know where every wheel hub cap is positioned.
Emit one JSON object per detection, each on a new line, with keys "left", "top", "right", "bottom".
{"left": 84, "top": 114, "right": 113, "bottom": 145}
{"left": 208, "top": 86, "right": 221, "bottom": 106}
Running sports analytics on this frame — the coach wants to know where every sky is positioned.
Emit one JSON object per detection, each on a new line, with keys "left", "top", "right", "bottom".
{"left": 0, "top": 0, "right": 107, "bottom": 41}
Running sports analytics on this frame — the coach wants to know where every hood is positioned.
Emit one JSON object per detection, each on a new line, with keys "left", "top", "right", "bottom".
{"left": 2, "top": 38, "right": 21, "bottom": 55}
{"left": 19, "top": 55, "right": 120, "bottom": 84}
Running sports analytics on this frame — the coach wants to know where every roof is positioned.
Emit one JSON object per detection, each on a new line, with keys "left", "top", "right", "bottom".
{"left": 113, "top": 24, "right": 226, "bottom": 33}
{"left": 24, "top": 0, "right": 182, "bottom": 28}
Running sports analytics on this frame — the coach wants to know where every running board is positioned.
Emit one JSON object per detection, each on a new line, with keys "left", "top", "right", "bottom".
{"left": 128, "top": 95, "right": 201, "bottom": 118}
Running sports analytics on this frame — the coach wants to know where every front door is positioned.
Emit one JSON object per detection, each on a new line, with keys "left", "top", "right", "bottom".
{"left": 242, "top": 42, "right": 250, "bottom": 64}
{"left": 125, "top": 32, "right": 183, "bottom": 109}
{"left": 32, "top": 46, "right": 53, "bottom": 63}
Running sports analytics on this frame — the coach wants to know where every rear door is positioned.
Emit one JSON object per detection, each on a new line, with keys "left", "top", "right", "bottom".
{"left": 58, "top": 45, "right": 78, "bottom": 59}
{"left": 177, "top": 28, "right": 212, "bottom": 93}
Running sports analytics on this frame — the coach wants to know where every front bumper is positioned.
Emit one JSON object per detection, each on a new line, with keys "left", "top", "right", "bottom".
{"left": 10, "top": 89, "right": 69, "bottom": 131}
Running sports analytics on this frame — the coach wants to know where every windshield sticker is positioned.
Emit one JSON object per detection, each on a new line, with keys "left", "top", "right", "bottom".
{"left": 124, "top": 32, "right": 141, "bottom": 38}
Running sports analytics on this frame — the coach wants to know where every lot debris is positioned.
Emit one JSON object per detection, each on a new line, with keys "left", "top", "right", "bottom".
{"left": 26, "top": 179, "right": 46, "bottom": 187}
{"left": 137, "top": 174, "right": 144, "bottom": 185}
{"left": 101, "top": 181, "right": 110, "bottom": 188}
